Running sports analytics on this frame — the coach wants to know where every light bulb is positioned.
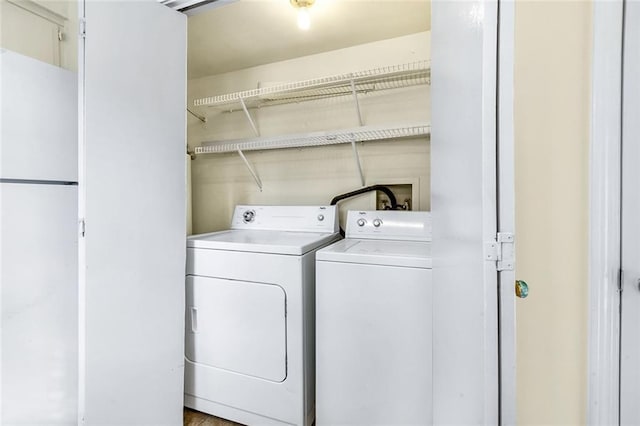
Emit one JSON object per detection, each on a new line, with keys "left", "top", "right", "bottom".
{"left": 297, "top": 7, "right": 310, "bottom": 30}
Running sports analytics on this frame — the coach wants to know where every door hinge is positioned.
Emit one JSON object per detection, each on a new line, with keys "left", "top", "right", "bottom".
{"left": 79, "top": 18, "right": 86, "bottom": 38}
{"left": 79, "top": 218, "right": 86, "bottom": 238}
{"left": 484, "top": 232, "right": 515, "bottom": 271}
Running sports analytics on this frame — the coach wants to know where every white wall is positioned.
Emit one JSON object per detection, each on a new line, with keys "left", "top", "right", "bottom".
{"left": 188, "top": 32, "right": 430, "bottom": 233}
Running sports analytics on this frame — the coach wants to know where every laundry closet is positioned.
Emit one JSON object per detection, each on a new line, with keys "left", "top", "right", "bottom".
{"left": 1, "top": 1, "right": 515, "bottom": 425}
{"left": 183, "top": 3, "right": 430, "bottom": 425}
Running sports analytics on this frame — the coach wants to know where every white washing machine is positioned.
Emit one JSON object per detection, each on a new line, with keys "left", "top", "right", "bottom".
{"left": 315, "top": 210, "right": 433, "bottom": 425}
{"left": 184, "top": 205, "right": 340, "bottom": 426}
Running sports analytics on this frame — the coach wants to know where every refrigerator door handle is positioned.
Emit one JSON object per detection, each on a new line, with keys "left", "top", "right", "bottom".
{"left": 190, "top": 307, "right": 198, "bottom": 333}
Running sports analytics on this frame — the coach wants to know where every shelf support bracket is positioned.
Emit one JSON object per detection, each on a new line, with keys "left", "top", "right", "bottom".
{"left": 350, "top": 137, "right": 365, "bottom": 187}
{"left": 187, "top": 108, "right": 207, "bottom": 123}
{"left": 239, "top": 97, "right": 260, "bottom": 137}
{"left": 237, "top": 149, "right": 263, "bottom": 191}
{"left": 350, "top": 78, "right": 364, "bottom": 127}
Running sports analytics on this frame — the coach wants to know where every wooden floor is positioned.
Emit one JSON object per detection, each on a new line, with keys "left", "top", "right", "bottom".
{"left": 184, "top": 408, "right": 244, "bottom": 426}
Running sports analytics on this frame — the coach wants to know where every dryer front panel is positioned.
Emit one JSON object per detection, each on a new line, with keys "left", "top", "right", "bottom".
{"left": 185, "top": 276, "right": 287, "bottom": 382}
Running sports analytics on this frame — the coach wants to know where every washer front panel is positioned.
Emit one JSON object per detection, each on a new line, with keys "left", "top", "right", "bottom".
{"left": 316, "top": 261, "right": 433, "bottom": 424}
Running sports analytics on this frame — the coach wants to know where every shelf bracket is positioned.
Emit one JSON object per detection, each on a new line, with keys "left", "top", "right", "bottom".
{"left": 237, "top": 149, "right": 263, "bottom": 191}
{"left": 187, "top": 108, "right": 207, "bottom": 123}
{"left": 350, "top": 78, "right": 364, "bottom": 127}
{"left": 350, "top": 137, "right": 365, "bottom": 187}
{"left": 239, "top": 97, "right": 260, "bottom": 137}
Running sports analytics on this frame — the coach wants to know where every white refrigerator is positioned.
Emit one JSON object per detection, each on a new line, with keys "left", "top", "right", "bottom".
{"left": 1, "top": 50, "right": 78, "bottom": 425}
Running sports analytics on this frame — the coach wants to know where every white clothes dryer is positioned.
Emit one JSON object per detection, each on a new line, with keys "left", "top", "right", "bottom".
{"left": 315, "top": 210, "right": 433, "bottom": 425}
{"left": 184, "top": 205, "right": 339, "bottom": 426}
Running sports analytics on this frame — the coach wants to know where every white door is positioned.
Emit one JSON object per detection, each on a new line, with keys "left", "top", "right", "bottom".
{"left": 78, "top": 1, "right": 186, "bottom": 424}
{"left": 620, "top": 2, "right": 640, "bottom": 423}
{"left": 431, "top": 1, "right": 515, "bottom": 424}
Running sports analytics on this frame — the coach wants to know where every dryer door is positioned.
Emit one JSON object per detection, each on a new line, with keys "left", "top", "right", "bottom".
{"left": 185, "top": 276, "right": 287, "bottom": 382}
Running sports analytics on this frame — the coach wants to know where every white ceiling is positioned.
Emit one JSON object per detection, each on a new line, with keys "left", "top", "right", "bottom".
{"left": 187, "top": 0, "right": 430, "bottom": 79}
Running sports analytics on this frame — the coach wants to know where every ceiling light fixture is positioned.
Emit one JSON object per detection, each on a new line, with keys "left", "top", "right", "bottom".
{"left": 290, "top": 0, "right": 315, "bottom": 31}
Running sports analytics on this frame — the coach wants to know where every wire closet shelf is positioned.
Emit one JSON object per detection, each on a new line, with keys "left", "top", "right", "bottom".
{"left": 193, "top": 60, "right": 431, "bottom": 110}
{"left": 195, "top": 124, "right": 431, "bottom": 155}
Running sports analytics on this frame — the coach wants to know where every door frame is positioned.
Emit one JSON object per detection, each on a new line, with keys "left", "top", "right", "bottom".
{"left": 587, "top": 1, "right": 624, "bottom": 424}
{"left": 497, "top": 1, "right": 516, "bottom": 423}
{"left": 431, "top": 0, "right": 516, "bottom": 423}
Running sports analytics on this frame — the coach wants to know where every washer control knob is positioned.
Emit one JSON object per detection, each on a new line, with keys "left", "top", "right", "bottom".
{"left": 242, "top": 210, "right": 256, "bottom": 223}
{"left": 317, "top": 214, "right": 325, "bottom": 221}
{"left": 373, "top": 219, "right": 383, "bottom": 228}
{"left": 357, "top": 218, "right": 367, "bottom": 227}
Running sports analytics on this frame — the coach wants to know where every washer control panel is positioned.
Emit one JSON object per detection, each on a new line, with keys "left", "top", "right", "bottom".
{"left": 346, "top": 210, "right": 432, "bottom": 241}
{"left": 231, "top": 205, "right": 339, "bottom": 233}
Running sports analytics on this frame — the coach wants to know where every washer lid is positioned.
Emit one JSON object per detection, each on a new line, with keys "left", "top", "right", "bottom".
{"left": 316, "top": 239, "right": 432, "bottom": 268}
{"left": 187, "top": 229, "right": 340, "bottom": 255}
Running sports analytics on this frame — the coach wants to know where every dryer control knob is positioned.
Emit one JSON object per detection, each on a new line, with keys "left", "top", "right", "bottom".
{"left": 373, "top": 219, "right": 382, "bottom": 228}
{"left": 317, "top": 214, "right": 325, "bottom": 221}
{"left": 243, "top": 210, "right": 256, "bottom": 223}
{"left": 357, "top": 218, "right": 367, "bottom": 227}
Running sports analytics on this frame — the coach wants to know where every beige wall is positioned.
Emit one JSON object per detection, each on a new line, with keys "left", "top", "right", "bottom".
{"left": 515, "top": 1, "right": 591, "bottom": 424}
{"left": 0, "top": 0, "right": 77, "bottom": 71}
{"left": 188, "top": 32, "right": 430, "bottom": 233}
